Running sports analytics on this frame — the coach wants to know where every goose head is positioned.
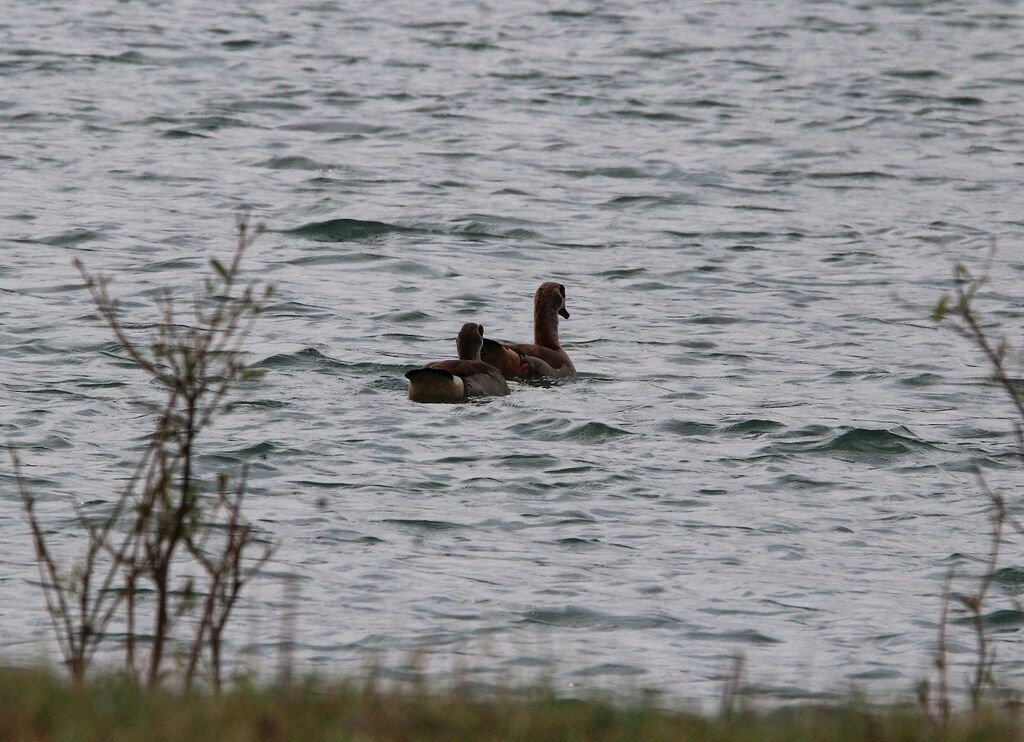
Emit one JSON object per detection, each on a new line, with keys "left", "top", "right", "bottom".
{"left": 456, "top": 322, "right": 485, "bottom": 361}
{"left": 536, "top": 281, "right": 570, "bottom": 320}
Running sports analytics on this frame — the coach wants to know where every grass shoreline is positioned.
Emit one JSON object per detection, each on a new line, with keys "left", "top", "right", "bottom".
{"left": 2, "top": 666, "right": 1023, "bottom": 741}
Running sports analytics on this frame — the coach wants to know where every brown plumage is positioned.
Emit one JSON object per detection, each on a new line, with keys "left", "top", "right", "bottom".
{"left": 406, "top": 322, "right": 510, "bottom": 402}
{"left": 481, "top": 282, "right": 576, "bottom": 378}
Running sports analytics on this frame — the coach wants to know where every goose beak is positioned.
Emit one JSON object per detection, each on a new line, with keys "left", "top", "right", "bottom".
{"left": 559, "top": 307, "right": 570, "bottom": 319}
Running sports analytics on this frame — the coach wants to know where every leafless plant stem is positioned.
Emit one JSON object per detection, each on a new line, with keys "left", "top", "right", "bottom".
{"left": 931, "top": 249, "right": 1024, "bottom": 713}
{"left": 11, "top": 216, "right": 274, "bottom": 689}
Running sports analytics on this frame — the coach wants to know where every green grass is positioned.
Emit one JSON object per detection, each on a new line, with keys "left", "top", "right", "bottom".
{"left": 1, "top": 667, "right": 1021, "bottom": 741}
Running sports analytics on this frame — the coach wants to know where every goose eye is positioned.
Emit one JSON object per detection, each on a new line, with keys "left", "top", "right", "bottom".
{"left": 558, "top": 284, "right": 566, "bottom": 296}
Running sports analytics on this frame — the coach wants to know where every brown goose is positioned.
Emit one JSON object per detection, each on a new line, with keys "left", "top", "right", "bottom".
{"left": 481, "top": 281, "right": 576, "bottom": 379}
{"left": 406, "top": 322, "right": 510, "bottom": 402}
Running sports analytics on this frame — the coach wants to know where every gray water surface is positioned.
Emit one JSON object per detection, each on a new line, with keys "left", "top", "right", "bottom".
{"left": 3, "top": 0, "right": 1024, "bottom": 702}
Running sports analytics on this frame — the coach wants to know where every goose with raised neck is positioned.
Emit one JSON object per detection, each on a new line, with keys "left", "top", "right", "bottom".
{"left": 406, "top": 322, "right": 510, "bottom": 402}
{"left": 481, "top": 282, "right": 576, "bottom": 379}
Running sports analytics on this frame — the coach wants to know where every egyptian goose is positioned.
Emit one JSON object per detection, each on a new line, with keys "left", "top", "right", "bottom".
{"left": 481, "top": 282, "right": 576, "bottom": 378}
{"left": 406, "top": 322, "right": 511, "bottom": 402}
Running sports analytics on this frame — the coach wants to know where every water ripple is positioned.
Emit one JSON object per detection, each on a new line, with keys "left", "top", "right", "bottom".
{"left": 2, "top": 0, "right": 1024, "bottom": 705}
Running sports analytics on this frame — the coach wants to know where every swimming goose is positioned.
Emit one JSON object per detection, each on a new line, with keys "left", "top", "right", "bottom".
{"left": 481, "top": 281, "right": 576, "bottom": 378}
{"left": 406, "top": 322, "right": 510, "bottom": 402}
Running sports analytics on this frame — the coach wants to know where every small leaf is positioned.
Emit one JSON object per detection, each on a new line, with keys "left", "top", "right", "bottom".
{"left": 932, "top": 295, "right": 948, "bottom": 321}
{"left": 210, "top": 258, "right": 230, "bottom": 281}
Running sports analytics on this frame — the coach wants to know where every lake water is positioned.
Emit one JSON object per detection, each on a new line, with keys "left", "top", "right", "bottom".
{"left": 3, "top": 0, "right": 1024, "bottom": 703}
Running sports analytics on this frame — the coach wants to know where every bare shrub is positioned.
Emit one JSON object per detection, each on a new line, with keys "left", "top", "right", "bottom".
{"left": 925, "top": 253, "right": 1024, "bottom": 716}
{"left": 9, "top": 215, "right": 275, "bottom": 689}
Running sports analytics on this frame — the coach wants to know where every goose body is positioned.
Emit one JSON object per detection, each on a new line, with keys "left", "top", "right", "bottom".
{"left": 406, "top": 323, "right": 510, "bottom": 402}
{"left": 481, "top": 282, "right": 576, "bottom": 379}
